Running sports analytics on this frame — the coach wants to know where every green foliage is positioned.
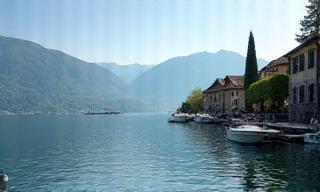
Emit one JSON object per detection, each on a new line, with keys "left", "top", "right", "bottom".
{"left": 296, "top": 0, "right": 320, "bottom": 43}
{"left": 244, "top": 31, "right": 259, "bottom": 90}
{"left": 0, "top": 35, "right": 147, "bottom": 114}
{"left": 178, "top": 88, "right": 204, "bottom": 113}
{"left": 179, "top": 102, "right": 192, "bottom": 113}
{"left": 246, "top": 74, "right": 289, "bottom": 112}
{"left": 263, "top": 98, "right": 273, "bottom": 112}
{"left": 186, "top": 88, "right": 204, "bottom": 113}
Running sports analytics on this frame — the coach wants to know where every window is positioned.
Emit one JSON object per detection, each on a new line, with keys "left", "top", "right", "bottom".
{"left": 292, "top": 57, "right": 298, "bottom": 74}
{"left": 299, "top": 54, "right": 305, "bottom": 72}
{"left": 235, "top": 99, "right": 238, "bottom": 106}
{"left": 309, "top": 84, "right": 314, "bottom": 102}
{"left": 293, "top": 87, "right": 297, "bottom": 104}
{"left": 236, "top": 91, "right": 238, "bottom": 96}
{"left": 308, "top": 49, "right": 315, "bottom": 69}
{"left": 231, "top": 91, "right": 234, "bottom": 97}
{"left": 299, "top": 85, "right": 305, "bottom": 103}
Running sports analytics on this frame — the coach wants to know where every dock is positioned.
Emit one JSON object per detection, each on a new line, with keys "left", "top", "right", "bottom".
{"left": 264, "top": 122, "right": 313, "bottom": 134}
{"left": 277, "top": 134, "right": 305, "bottom": 143}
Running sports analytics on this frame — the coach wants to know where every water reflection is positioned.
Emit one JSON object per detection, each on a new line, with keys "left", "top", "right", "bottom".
{"left": 1, "top": 114, "right": 320, "bottom": 191}
{"left": 181, "top": 122, "right": 320, "bottom": 191}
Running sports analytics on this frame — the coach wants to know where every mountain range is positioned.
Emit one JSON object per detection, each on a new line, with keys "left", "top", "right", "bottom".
{"left": 0, "top": 35, "right": 145, "bottom": 114}
{"left": 130, "top": 50, "right": 267, "bottom": 111}
{"left": 0, "top": 35, "right": 268, "bottom": 114}
{"left": 97, "top": 63, "right": 154, "bottom": 84}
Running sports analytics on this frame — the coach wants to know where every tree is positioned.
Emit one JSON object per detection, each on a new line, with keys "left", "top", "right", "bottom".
{"left": 178, "top": 88, "right": 204, "bottom": 113}
{"left": 186, "top": 88, "right": 204, "bottom": 113}
{"left": 179, "top": 102, "right": 192, "bottom": 113}
{"left": 246, "top": 74, "right": 289, "bottom": 112}
{"left": 244, "top": 31, "right": 259, "bottom": 90}
{"left": 296, "top": 0, "right": 320, "bottom": 43}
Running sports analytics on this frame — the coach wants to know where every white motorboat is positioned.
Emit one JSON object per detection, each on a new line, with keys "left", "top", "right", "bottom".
{"left": 185, "top": 114, "right": 195, "bottom": 121}
{"left": 227, "top": 125, "right": 280, "bottom": 144}
{"left": 194, "top": 114, "right": 216, "bottom": 123}
{"left": 168, "top": 113, "right": 188, "bottom": 123}
{"left": 304, "top": 131, "right": 320, "bottom": 144}
{"left": 229, "top": 118, "right": 242, "bottom": 126}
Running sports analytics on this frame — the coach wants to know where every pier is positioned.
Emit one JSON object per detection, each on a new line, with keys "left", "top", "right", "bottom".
{"left": 264, "top": 122, "right": 313, "bottom": 134}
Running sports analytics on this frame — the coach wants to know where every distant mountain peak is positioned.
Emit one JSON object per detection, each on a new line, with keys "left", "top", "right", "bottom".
{"left": 187, "top": 51, "right": 211, "bottom": 57}
{"left": 216, "top": 49, "right": 241, "bottom": 56}
{"left": 97, "top": 62, "right": 154, "bottom": 84}
{"left": 131, "top": 49, "right": 269, "bottom": 111}
{"left": 187, "top": 50, "right": 241, "bottom": 58}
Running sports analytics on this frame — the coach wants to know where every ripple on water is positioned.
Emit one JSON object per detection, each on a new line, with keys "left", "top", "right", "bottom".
{"left": 0, "top": 114, "right": 320, "bottom": 191}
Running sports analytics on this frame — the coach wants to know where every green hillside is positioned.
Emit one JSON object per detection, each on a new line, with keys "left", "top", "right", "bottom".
{"left": 0, "top": 35, "right": 145, "bottom": 114}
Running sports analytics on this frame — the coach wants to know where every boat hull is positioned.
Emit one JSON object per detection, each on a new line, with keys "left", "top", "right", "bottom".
{"left": 194, "top": 116, "right": 216, "bottom": 124}
{"left": 84, "top": 111, "right": 120, "bottom": 115}
{"left": 168, "top": 116, "right": 187, "bottom": 123}
{"left": 227, "top": 125, "right": 279, "bottom": 144}
{"left": 227, "top": 130, "right": 266, "bottom": 143}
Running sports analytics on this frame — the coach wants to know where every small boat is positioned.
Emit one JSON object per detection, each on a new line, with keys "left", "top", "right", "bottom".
{"left": 304, "top": 131, "right": 320, "bottom": 144}
{"left": 168, "top": 113, "right": 188, "bottom": 123}
{"left": 227, "top": 125, "right": 280, "bottom": 144}
{"left": 185, "top": 114, "right": 195, "bottom": 121}
{"left": 194, "top": 114, "right": 217, "bottom": 124}
{"left": 229, "top": 118, "right": 242, "bottom": 126}
{"left": 84, "top": 109, "right": 120, "bottom": 115}
{"left": 0, "top": 171, "right": 8, "bottom": 192}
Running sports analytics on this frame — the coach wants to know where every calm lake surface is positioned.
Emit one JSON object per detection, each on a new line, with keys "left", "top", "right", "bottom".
{"left": 1, "top": 113, "right": 320, "bottom": 191}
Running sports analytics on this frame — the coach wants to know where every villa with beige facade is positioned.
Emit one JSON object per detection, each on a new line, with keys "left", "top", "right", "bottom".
{"left": 259, "top": 57, "right": 289, "bottom": 78}
{"left": 286, "top": 34, "right": 320, "bottom": 123}
{"left": 203, "top": 76, "right": 245, "bottom": 114}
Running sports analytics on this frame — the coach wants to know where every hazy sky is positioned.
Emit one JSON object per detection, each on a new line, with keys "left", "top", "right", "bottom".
{"left": 0, "top": 0, "right": 308, "bottom": 65}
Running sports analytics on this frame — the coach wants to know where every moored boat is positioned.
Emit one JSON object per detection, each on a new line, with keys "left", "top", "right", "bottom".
{"left": 168, "top": 113, "right": 188, "bottom": 123}
{"left": 229, "top": 118, "right": 242, "bottom": 126}
{"left": 84, "top": 109, "right": 120, "bottom": 115}
{"left": 227, "top": 125, "right": 280, "bottom": 144}
{"left": 193, "top": 114, "right": 217, "bottom": 124}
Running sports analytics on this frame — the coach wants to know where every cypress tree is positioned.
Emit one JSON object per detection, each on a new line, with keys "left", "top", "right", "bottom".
{"left": 244, "top": 31, "right": 258, "bottom": 90}
{"left": 296, "top": 0, "right": 320, "bottom": 43}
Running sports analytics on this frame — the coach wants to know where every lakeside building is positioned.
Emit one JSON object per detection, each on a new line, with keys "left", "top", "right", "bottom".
{"left": 259, "top": 57, "right": 289, "bottom": 78}
{"left": 285, "top": 34, "right": 320, "bottom": 123}
{"left": 203, "top": 75, "right": 245, "bottom": 114}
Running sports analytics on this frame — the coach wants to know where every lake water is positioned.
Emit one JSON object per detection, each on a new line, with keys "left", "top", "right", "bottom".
{"left": 1, "top": 113, "right": 320, "bottom": 191}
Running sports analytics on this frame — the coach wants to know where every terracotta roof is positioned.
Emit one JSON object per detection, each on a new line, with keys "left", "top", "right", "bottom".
{"left": 225, "top": 75, "right": 244, "bottom": 87}
{"left": 260, "top": 57, "right": 288, "bottom": 73}
{"left": 204, "top": 78, "right": 225, "bottom": 92}
{"left": 269, "top": 57, "right": 288, "bottom": 67}
{"left": 217, "top": 78, "right": 225, "bottom": 86}
{"left": 285, "top": 34, "right": 320, "bottom": 56}
{"left": 204, "top": 75, "right": 244, "bottom": 93}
